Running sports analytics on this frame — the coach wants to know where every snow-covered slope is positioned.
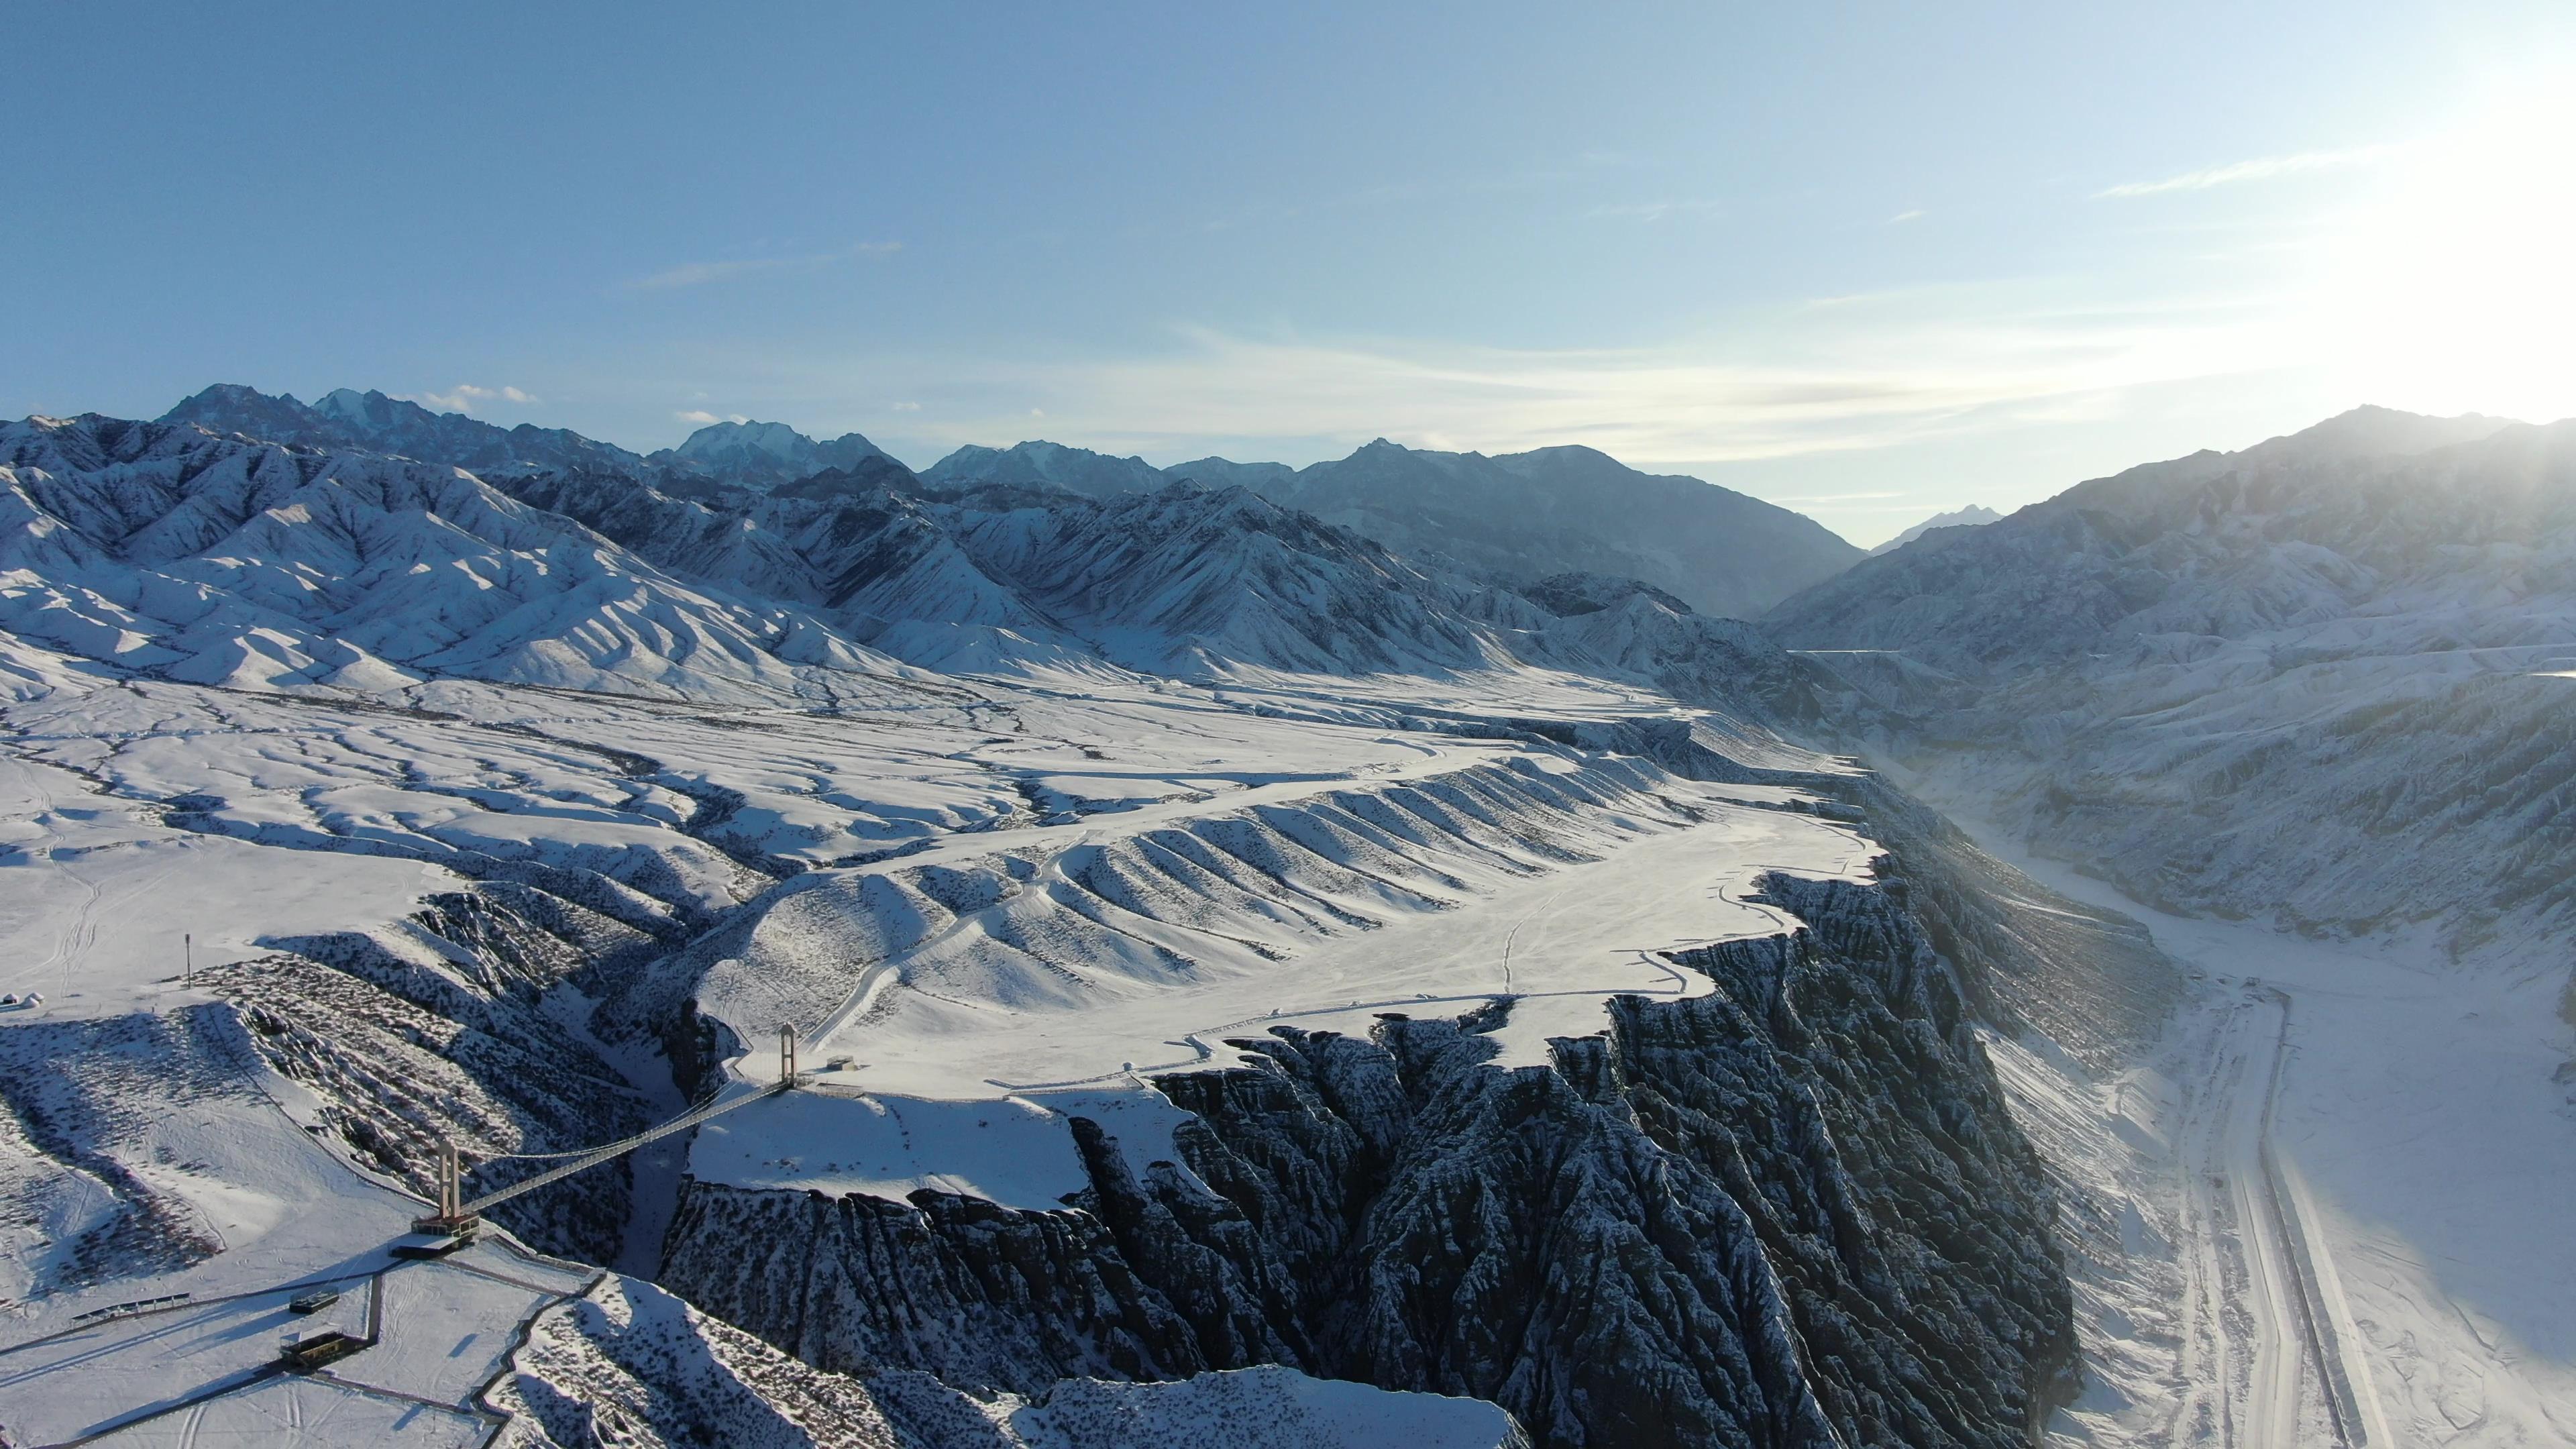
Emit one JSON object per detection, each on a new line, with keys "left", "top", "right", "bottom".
{"left": 0, "top": 639, "right": 2111, "bottom": 1447}
{"left": 0, "top": 413, "right": 930, "bottom": 702}
{"left": 494, "top": 1277, "right": 1529, "bottom": 1448}
{"left": 1768, "top": 406, "right": 2576, "bottom": 955}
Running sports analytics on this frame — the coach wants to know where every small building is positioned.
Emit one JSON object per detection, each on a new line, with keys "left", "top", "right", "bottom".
{"left": 278, "top": 1330, "right": 370, "bottom": 1372}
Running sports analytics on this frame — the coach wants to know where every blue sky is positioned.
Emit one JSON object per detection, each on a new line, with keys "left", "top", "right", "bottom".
{"left": 8, "top": 1, "right": 2573, "bottom": 543}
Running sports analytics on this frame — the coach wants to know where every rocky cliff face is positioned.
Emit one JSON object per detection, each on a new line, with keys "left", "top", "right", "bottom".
{"left": 657, "top": 873, "right": 2073, "bottom": 1449}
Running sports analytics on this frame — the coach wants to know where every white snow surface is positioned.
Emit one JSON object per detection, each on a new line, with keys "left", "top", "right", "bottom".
{"left": 676, "top": 749, "right": 1871, "bottom": 1207}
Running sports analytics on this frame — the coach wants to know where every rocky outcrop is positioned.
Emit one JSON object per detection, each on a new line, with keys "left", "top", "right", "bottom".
{"left": 205, "top": 879, "right": 661, "bottom": 1263}
{"left": 490, "top": 1276, "right": 1530, "bottom": 1448}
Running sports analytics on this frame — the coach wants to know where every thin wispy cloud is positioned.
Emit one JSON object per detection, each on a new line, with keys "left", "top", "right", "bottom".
{"left": 627, "top": 241, "right": 901, "bottom": 292}
{"left": 836, "top": 287, "right": 2294, "bottom": 470}
{"left": 2096, "top": 145, "right": 2398, "bottom": 199}
{"left": 674, "top": 409, "right": 751, "bottom": 425}
{"left": 409, "top": 383, "right": 536, "bottom": 413}
{"left": 1887, "top": 209, "right": 1925, "bottom": 224}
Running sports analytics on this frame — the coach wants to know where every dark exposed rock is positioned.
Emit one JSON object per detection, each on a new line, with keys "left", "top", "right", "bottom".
{"left": 659, "top": 875, "right": 2073, "bottom": 1448}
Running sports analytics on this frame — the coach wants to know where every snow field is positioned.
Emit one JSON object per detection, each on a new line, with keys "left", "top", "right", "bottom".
{"left": 676, "top": 748, "right": 1876, "bottom": 1202}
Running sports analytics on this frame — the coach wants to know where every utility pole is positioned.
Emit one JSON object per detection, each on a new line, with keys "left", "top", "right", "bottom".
{"left": 780, "top": 1024, "right": 798, "bottom": 1089}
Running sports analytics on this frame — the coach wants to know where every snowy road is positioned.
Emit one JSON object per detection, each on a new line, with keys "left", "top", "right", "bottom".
{"left": 1957, "top": 815, "right": 2576, "bottom": 1449}
{"left": 2169, "top": 987, "right": 2365, "bottom": 1448}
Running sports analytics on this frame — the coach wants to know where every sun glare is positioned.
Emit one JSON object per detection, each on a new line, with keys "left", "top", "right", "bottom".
{"left": 2321, "top": 70, "right": 2576, "bottom": 423}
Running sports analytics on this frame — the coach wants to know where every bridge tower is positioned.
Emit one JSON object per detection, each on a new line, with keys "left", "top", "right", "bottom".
{"left": 411, "top": 1137, "right": 480, "bottom": 1237}
{"left": 780, "top": 1024, "right": 799, "bottom": 1089}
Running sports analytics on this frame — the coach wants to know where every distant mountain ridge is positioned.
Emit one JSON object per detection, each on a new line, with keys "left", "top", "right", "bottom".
{"left": 161, "top": 385, "right": 900, "bottom": 494}
{"left": 920, "top": 439, "right": 1167, "bottom": 498}
{"left": 157, "top": 387, "right": 1864, "bottom": 620}
{"left": 1868, "top": 504, "right": 2000, "bottom": 556}
{"left": 928, "top": 435, "right": 1864, "bottom": 619}
{"left": 1767, "top": 406, "right": 2528, "bottom": 666}
{"left": 164, "top": 383, "right": 653, "bottom": 477}
{"left": 9, "top": 402, "right": 1828, "bottom": 735}
{"left": 650, "top": 419, "right": 895, "bottom": 488}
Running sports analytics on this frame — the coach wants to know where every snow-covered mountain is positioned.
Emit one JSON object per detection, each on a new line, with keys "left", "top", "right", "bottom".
{"left": 164, "top": 383, "right": 652, "bottom": 477}
{"left": 1868, "top": 502, "right": 2000, "bottom": 555}
{"left": 926, "top": 437, "right": 1866, "bottom": 620}
{"left": 164, "top": 385, "right": 905, "bottom": 498}
{"left": 0, "top": 413, "right": 920, "bottom": 700}
{"left": 1770, "top": 405, "right": 2576, "bottom": 953}
{"left": 649, "top": 419, "right": 896, "bottom": 488}
{"left": 922, "top": 439, "right": 1169, "bottom": 498}
{"left": 160, "top": 390, "right": 1867, "bottom": 623}
{"left": 0, "top": 402, "right": 1845, "bottom": 764}
{"left": 458, "top": 440, "right": 1847, "bottom": 708}
{"left": 1163, "top": 454, "right": 1299, "bottom": 494}
{"left": 1261, "top": 441, "right": 1862, "bottom": 620}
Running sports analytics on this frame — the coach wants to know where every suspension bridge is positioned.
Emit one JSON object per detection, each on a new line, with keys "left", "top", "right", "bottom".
{"left": 415, "top": 1026, "right": 801, "bottom": 1235}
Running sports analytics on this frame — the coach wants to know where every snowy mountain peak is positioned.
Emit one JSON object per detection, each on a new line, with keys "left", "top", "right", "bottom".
{"left": 922, "top": 439, "right": 1167, "bottom": 499}
{"left": 647, "top": 420, "right": 893, "bottom": 488}
{"left": 311, "top": 386, "right": 444, "bottom": 435}
{"left": 311, "top": 386, "right": 369, "bottom": 421}
{"left": 161, "top": 382, "right": 333, "bottom": 446}
{"left": 1868, "top": 504, "right": 2003, "bottom": 556}
{"left": 2269, "top": 402, "right": 2518, "bottom": 462}
{"left": 674, "top": 419, "right": 808, "bottom": 464}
